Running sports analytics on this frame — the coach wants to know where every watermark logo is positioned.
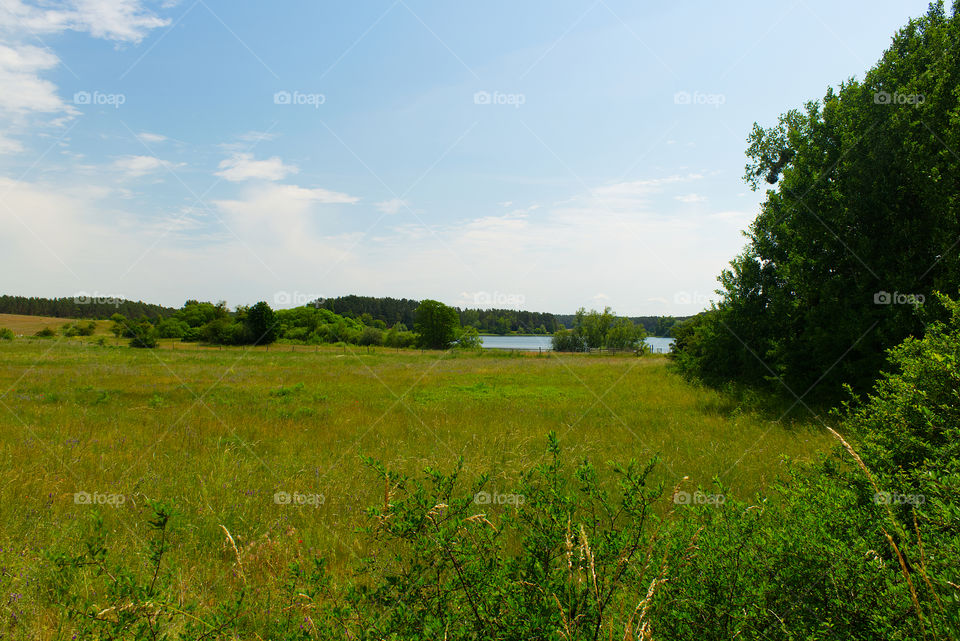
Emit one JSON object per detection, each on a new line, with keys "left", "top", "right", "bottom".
{"left": 474, "top": 490, "right": 524, "bottom": 506}
{"left": 674, "top": 490, "right": 725, "bottom": 506}
{"left": 673, "top": 291, "right": 712, "bottom": 306}
{"left": 73, "top": 91, "right": 125, "bottom": 108}
{"left": 674, "top": 90, "right": 725, "bottom": 108}
{"left": 873, "top": 492, "right": 924, "bottom": 506}
{"left": 273, "top": 291, "right": 319, "bottom": 307}
{"left": 74, "top": 292, "right": 123, "bottom": 307}
{"left": 274, "top": 90, "right": 325, "bottom": 108}
{"left": 474, "top": 90, "right": 526, "bottom": 108}
{"left": 274, "top": 491, "right": 325, "bottom": 507}
{"left": 473, "top": 291, "right": 526, "bottom": 307}
{"left": 874, "top": 91, "right": 924, "bottom": 105}
{"left": 874, "top": 291, "right": 925, "bottom": 306}
{"left": 74, "top": 491, "right": 125, "bottom": 506}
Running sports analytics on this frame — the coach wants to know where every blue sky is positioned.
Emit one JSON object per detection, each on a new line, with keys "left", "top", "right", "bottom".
{"left": 0, "top": 0, "right": 933, "bottom": 315}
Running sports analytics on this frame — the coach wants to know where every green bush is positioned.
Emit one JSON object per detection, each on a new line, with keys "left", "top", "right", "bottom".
{"left": 129, "top": 322, "right": 159, "bottom": 348}
{"left": 551, "top": 328, "right": 588, "bottom": 352}
{"left": 357, "top": 325, "right": 383, "bottom": 346}
{"left": 455, "top": 325, "right": 482, "bottom": 349}
{"left": 0, "top": 327, "right": 13, "bottom": 340}
{"left": 155, "top": 317, "right": 189, "bottom": 339}
{"left": 34, "top": 327, "right": 55, "bottom": 338}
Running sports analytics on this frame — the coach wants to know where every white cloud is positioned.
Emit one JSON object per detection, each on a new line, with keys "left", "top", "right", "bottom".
{"left": 216, "top": 182, "right": 358, "bottom": 213}
{"left": 375, "top": 198, "right": 408, "bottom": 215}
{"left": 0, "top": 1, "right": 169, "bottom": 155}
{"left": 112, "top": 155, "right": 181, "bottom": 177}
{"left": 0, "top": 44, "right": 67, "bottom": 115}
{"left": 215, "top": 152, "right": 298, "bottom": 182}
{"left": 0, "top": 132, "right": 24, "bottom": 154}
{"left": 675, "top": 193, "right": 707, "bottom": 203}
{"left": 0, "top": 0, "right": 169, "bottom": 43}
{"left": 137, "top": 132, "right": 167, "bottom": 143}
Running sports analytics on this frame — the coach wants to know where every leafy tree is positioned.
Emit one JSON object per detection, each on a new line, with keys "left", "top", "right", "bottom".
{"left": 577, "top": 307, "right": 614, "bottom": 349}
{"left": 414, "top": 300, "right": 460, "bottom": 349}
{"left": 455, "top": 326, "right": 483, "bottom": 349}
{"left": 674, "top": 3, "right": 960, "bottom": 402}
{"left": 358, "top": 326, "right": 383, "bottom": 346}
{"left": 109, "top": 313, "right": 128, "bottom": 338}
{"left": 551, "top": 329, "right": 588, "bottom": 352}
{"left": 156, "top": 318, "right": 189, "bottom": 339}
{"left": 384, "top": 323, "right": 417, "bottom": 348}
{"left": 606, "top": 317, "right": 645, "bottom": 351}
{"left": 201, "top": 317, "right": 238, "bottom": 345}
{"left": 243, "top": 301, "right": 277, "bottom": 345}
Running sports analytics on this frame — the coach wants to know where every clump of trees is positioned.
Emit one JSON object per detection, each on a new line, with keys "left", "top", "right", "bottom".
{"left": 552, "top": 307, "right": 647, "bottom": 352}
{"left": 672, "top": 3, "right": 960, "bottom": 403}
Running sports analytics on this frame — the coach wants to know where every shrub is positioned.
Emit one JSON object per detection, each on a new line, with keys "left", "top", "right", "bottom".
{"left": 34, "top": 327, "right": 55, "bottom": 338}
{"left": 357, "top": 326, "right": 383, "bottom": 346}
{"left": 551, "top": 328, "right": 588, "bottom": 352}
{"left": 129, "top": 322, "right": 159, "bottom": 348}
{"left": 156, "top": 317, "right": 189, "bottom": 339}
{"left": 0, "top": 327, "right": 13, "bottom": 340}
{"left": 455, "top": 325, "right": 482, "bottom": 349}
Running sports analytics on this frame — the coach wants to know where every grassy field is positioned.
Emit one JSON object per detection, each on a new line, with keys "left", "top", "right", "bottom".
{"left": 0, "top": 337, "right": 833, "bottom": 637}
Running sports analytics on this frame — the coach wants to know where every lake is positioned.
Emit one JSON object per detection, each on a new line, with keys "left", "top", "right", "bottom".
{"left": 480, "top": 335, "right": 675, "bottom": 353}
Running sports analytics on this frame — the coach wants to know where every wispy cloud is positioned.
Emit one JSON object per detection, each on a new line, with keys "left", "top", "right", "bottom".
{"left": 215, "top": 152, "right": 298, "bottom": 182}
{"left": 375, "top": 198, "right": 408, "bottom": 215}
{"left": 112, "top": 155, "right": 182, "bottom": 177}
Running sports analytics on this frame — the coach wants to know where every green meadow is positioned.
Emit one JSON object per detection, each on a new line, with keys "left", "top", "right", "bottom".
{"left": 0, "top": 338, "right": 831, "bottom": 634}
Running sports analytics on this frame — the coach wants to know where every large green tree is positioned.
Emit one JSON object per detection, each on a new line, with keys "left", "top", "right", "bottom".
{"left": 414, "top": 300, "right": 460, "bottom": 349}
{"left": 243, "top": 301, "right": 278, "bottom": 345}
{"left": 675, "top": 3, "right": 960, "bottom": 403}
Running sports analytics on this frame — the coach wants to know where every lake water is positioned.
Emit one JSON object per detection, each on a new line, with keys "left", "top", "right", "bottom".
{"left": 480, "top": 335, "right": 675, "bottom": 353}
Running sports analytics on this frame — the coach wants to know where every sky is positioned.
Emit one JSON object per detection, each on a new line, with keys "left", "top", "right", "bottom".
{"left": 0, "top": 0, "right": 935, "bottom": 316}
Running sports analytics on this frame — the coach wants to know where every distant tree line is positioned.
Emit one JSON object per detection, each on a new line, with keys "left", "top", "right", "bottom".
{"left": 0, "top": 295, "right": 176, "bottom": 320}
{"left": 106, "top": 298, "right": 482, "bottom": 351}
{"left": 313, "top": 295, "right": 687, "bottom": 335}
{"left": 314, "top": 295, "right": 563, "bottom": 334}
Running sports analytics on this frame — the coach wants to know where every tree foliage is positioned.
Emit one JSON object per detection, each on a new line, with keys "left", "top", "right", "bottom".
{"left": 673, "top": 3, "right": 960, "bottom": 402}
{"left": 553, "top": 308, "right": 646, "bottom": 352}
{"left": 414, "top": 299, "right": 461, "bottom": 349}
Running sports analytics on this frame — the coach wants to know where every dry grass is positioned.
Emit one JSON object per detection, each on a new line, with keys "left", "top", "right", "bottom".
{"left": 0, "top": 313, "right": 112, "bottom": 337}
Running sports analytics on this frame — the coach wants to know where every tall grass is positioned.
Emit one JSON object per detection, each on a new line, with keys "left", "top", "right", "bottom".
{"left": 0, "top": 339, "right": 830, "bottom": 637}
